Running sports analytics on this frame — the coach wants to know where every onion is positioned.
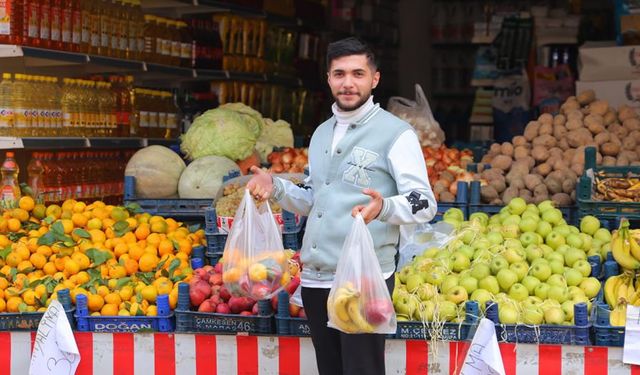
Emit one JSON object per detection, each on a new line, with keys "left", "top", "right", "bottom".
{"left": 272, "top": 163, "right": 284, "bottom": 173}
{"left": 293, "top": 154, "right": 307, "bottom": 166}
{"left": 281, "top": 151, "right": 294, "bottom": 164}
{"left": 269, "top": 152, "right": 282, "bottom": 164}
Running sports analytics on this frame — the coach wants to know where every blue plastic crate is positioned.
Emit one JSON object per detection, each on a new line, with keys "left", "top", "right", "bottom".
{"left": 74, "top": 294, "right": 173, "bottom": 333}
{"left": 393, "top": 300, "right": 480, "bottom": 340}
{"left": 174, "top": 283, "right": 274, "bottom": 334}
{"left": 123, "top": 171, "right": 241, "bottom": 220}
{"left": 0, "top": 289, "right": 75, "bottom": 331}
{"left": 593, "top": 301, "right": 625, "bottom": 346}
{"left": 432, "top": 181, "right": 469, "bottom": 223}
{"left": 483, "top": 301, "right": 591, "bottom": 345}
{"left": 468, "top": 180, "right": 577, "bottom": 224}
{"left": 274, "top": 290, "right": 310, "bottom": 336}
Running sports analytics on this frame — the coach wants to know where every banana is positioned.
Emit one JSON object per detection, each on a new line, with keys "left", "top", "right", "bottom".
{"left": 610, "top": 304, "right": 627, "bottom": 326}
{"left": 332, "top": 289, "right": 357, "bottom": 322}
{"left": 612, "top": 231, "right": 640, "bottom": 270}
{"left": 630, "top": 232, "right": 640, "bottom": 261}
{"left": 346, "top": 298, "right": 374, "bottom": 333}
{"left": 330, "top": 313, "right": 359, "bottom": 333}
{"left": 627, "top": 278, "right": 637, "bottom": 302}
{"left": 617, "top": 276, "right": 629, "bottom": 305}
{"left": 605, "top": 275, "right": 621, "bottom": 308}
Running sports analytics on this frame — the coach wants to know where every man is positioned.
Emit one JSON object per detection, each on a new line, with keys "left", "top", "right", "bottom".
{"left": 247, "top": 37, "right": 436, "bottom": 375}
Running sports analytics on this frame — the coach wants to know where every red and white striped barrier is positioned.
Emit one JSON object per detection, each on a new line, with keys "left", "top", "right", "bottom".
{"left": 1, "top": 331, "right": 639, "bottom": 375}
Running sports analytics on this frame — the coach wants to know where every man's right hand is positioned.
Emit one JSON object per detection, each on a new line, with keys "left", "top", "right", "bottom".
{"left": 246, "top": 166, "right": 274, "bottom": 201}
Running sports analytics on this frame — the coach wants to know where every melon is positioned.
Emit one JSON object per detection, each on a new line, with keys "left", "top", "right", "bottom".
{"left": 125, "top": 145, "right": 186, "bottom": 198}
{"left": 178, "top": 155, "right": 240, "bottom": 198}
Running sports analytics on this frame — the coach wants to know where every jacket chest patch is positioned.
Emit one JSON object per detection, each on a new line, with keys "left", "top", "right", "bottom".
{"left": 342, "top": 146, "right": 379, "bottom": 187}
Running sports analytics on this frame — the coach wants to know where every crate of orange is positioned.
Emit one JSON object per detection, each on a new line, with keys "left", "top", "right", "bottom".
{"left": 0, "top": 196, "right": 206, "bottom": 332}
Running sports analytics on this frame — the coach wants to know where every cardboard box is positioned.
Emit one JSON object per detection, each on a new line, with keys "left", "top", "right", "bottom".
{"left": 576, "top": 79, "right": 640, "bottom": 112}
{"left": 579, "top": 42, "right": 640, "bottom": 81}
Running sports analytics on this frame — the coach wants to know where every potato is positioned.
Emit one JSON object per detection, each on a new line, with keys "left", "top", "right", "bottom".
{"left": 439, "top": 191, "right": 455, "bottom": 202}
{"left": 552, "top": 193, "right": 572, "bottom": 206}
{"left": 561, "top": 100, "right": 580, "bottom": 114}
{"left": 535, "top": 163, "right": 552, "bottom": 176}
{"left": 524, "top": 156, "right": 536, "bottom": 169}
{"left": 566, "top": 110, "right": 584, "bottom": 122}
{"left": 562, "top": 178, "right": 576, "bottom": 194}
{"left": 566, "top": 118, "right": 583, "bottom": 131}
{"left": 588, "top": 100, "right": 609, "bottom": 116}
{"left": 577, "top": 89, "right": 596, "bottom": 105}
{"left": 594, "top": 132, "right": 610, "bottom": 145}
{"left": 524, "top": 174, "right": 543, "bottom": 191}
{"left": 601, "top": 142, "right": 621, "bottom": 157}
{"left": 616, "top": 156, "right": 630, "bottom": 166}
{"left": 623, "top": 137, "right": 637, "bottom": 151}
{"left": 618, "top": 105, "right": 638, "bottom": 122}
{"left": 534, "top": 183, "right": 548, "bottom": 197}
{"left": 596, "top": 152, "right": 603, "bottom": 165}
{"left": 604, "top": 110, "right": 617, "bottom": 126}
{"left": 490, "top": 198, "right": 504, "bottom": 205}
{"left": 609, "top": 133, "right": 622, "bottom": 146}
{"left": 439, "top": 171, "right": 455, "bottom": 182}
{"left": 553, "top": 159, "right": 568, "bottom": 171}
{"left": 558, "top": 137, "right": 570, "bottom": 150}
{"left": 531, "top": 146, "right": 548, "bottom": 162}
{"left": 549, "top": 147, "right": 563, "bottom": 158}
{"left": 538, "top": 122, "right": 553, "bottom": 136}
{"left": 553, "top": 125, "right": 568, "bottom": 139}
{"left": 489, "top": 178, "right": 507, "bottom": 193}
{"left": 602, "top": 156, "right": 617, "bottom": 166}
{"left": 481, "top": 168, "right": 504, "bottom": 181}
{"left": 514, "top": 146, "right": 530, "bottom": 160}
{"left": 632, "top": 130, "right": 640, "bottom": 143}
{"left": 520, "top": 189, "right": 534, "bottom": 204}
{"left": 545, "top": 177, "right": 562, "bottom": 194}
{"left": 567, "top": 129, "right": 594, "bottom": 148}
{"left": 481, "top": 155, "right": 493, "bottom": 164}
{"left": 490, "top": 155, "right": 513, "bottom": 171}
{"left": 532, "top": 134, "right": 557, "bottom": 148}
{"left": 489, "top": 143, "right": 501, "bottom": 154}
{"left": 620, "top": 150, "right": 639, "bottom": 162}
{"left": 553, "top": 114, "right": 567, "bottom": 127}
{"left": 524, "top": 121, "right": 541, "bottom": 141}
{"left": 433, "top": 181, "right": 448, "bottom": 194}
{"left": 563, "top": 169, "right": 578, "bottom": 182}
{"left": 500, "top": 142, "right": 514, "bottom": 157}
{"left": 571, "top": 163, "right": 584, "bottom": 176}
{"left": 584, "top": 114, "right": 605, "bottom": 134}
{"left": 538, "top": 113, "right": 554, "bottom": 124}
{"left": 512, "top": 135, "right": 528, "bottom": 147}
{"left": 572, "top": 146, "right": 587, "bottom": 165}
{"left": 502, "top": 186, "right": 519, "bottom": 203}
{"left": 480, "top": 185, "right": 499, "bottom": 203}
{"left": 623, "top": 118, "right": 640, "bottom": 132}
{"left": 609, "top": 123, "right": 629, "bottom": 139}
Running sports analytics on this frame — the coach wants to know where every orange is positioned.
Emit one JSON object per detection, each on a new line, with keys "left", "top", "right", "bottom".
{"left": 32, "top": 204, "right": 46, "bottom": 219}
{"left": 7, "top": 218, "right": 21, "bottom": 232}
{"left": 108, "top": 265, "right": 126, "bottom": 279}
{"left": 61, "top": 199, "right": 77, "bottom": 212}
{"left": 22, "top": 290, "right": 36, "bottom": 305}
{"left": 64, "top": 259, "right": 80, "bottom": 275}
{"left": 18, "top": 196, "right": 35, "bottom": 212}
{"left": 6, "top": 296, "right": 21, "bottom": 312}
{"left": 128, "top": 245, "right": 144, "bottom": 261}
{"left": 96, "top": 285, "right": 109, "bottom": 297}
{"left": 29, "top": 253, "right": 47, "bottom": 269}
{"left": 89, "top": 229, "right": 106, "bottom": 244}
{"left": 154, "top": 278, "right": 173, "bottom": 296}
{"left": 126, "top": 217, "right": 138, "bottom": 229}
{"left": 0, "top": 277, "right": 8, "bottom": 290}
{"left": 169, "top": 288, "right": 178, "bottom": 309}
{"left": 11, "top": 208, "right": 29, "bottom": 222}
{"left": 122, "top": 232, "right": 137, "bottom": 244}
{"left": 71, "top": 252, "right": 90, "bottom": 270}
{"left": 104, "top": 293, "right": 122, "bottom": 306}
{"left": 0, "top": 235, "right": 10, "bottom": 248}
{"left": 71, "top": 213, "right": 88, "bottom": 228}
{"left": 100, "top": 303, "right": 118, "bottom": 316}
{"left": 165, "top": 218, "right": 179, "bottom": 232}
{"left": 114, "top": 243, "right": 129, "bottom": 258}
{"left": 75, "top": 271, "right": 90, "bottom": 285}
{"left": 119, "top": 286, "right": 134, "bottom": 301}
{"left": 36, "top": 245, "right": 52, "bottom": 257}
{"left": 158, "top": 240, "right": 174, "bottom": 257}
{"left": 87, "top": 218, "right": 102, "bottom": 230}
{"left": 110, "top": 207, "right": 129, "bottom": 221}
{"left": 150, "top": 220, "right": 167, "bottom": 234}
{"left": 177, "top": 239, "right": 192, "bottom": 255}
{"left": 14, "top": 244, "right": 29, "bottom": 261}
{"left": 72, "top": 201, "right": 87, "bottom": 213}
{"left": 123, "top": 258, "right": 138, "bottom": 275}
{"left": 140, "top": 285, "right": 157, "bottom": 303}
{"left": 87, "top": 294, "right": 105, "bottom": 312}
{"left": 34, "top": 284, "right": 47, "bottom": 299}
{"left": 5, "top": 252, "right": 20, "bottom": 268}
{"left": 0, "top": 298, "right": 6, "bottom": 312}
{"left": 135, "top": 224, "right": 151, "bottom": 241}
{"left": 17, "top": 260, "right": 33, "bottom": 273}
{"left": 102, "top": 218, "right": 115, "bottom": 231}
{"left": 42, "top": 262, "right": 56, "bottom": 275}
{"left": 146, "top": 233, "right": 161, "bottom": 247}
{"left": 146, "top": 305, "right": 157, "bottom": 316}
{"left": 138, "top": 253, "right": 158, "bottom": 272}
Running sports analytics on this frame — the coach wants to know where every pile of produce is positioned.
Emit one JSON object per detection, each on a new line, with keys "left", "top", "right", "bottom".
{"left": 0, "top": 197, "right": 204, "bottom": 315}
{"left": 266, "top": 148, "right": 308, "bottom": 174}
{"left": 478, "top": 90, "right": 640, "bottom": 206}
{"left": 394, "top": 198, "right": 606, "bottom": 327}
{"left": 604, "top": 220, "right": 640, "bottom": 326}
{"left": 215, "top": 177, "right": 302, "bottom": 217}
{"left": 423, "top": 146, "right": 474, "bottom": 203}
{"left": 593, "top": 172, "right": 640, "bottom": 202}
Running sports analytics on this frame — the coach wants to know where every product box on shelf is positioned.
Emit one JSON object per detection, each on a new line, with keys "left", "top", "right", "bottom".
{"left": 579, "top": 42, "right": 640, "bottom": 82}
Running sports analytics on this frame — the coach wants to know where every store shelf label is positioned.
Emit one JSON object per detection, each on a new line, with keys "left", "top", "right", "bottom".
{"left": 0, "top": 137, "right": 23, "bottom": 149}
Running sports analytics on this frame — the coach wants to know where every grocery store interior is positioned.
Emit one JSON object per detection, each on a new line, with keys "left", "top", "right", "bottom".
{"left": 0, "top": 0, "right": 640, "bottom": 374}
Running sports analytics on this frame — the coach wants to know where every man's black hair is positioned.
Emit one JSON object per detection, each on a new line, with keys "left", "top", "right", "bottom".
{"left": 326, "top": 37, "right": 378, "bottom": 71}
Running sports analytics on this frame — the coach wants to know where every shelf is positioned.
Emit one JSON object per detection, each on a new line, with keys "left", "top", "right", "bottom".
{"left": 0, "top": 44, "right": 301, "bottom": 87}
{"left": 21, "top": 137, "right": 90, "bottom": 149}
{"left": 0, "top": 137, "right": 179, "bottom": 150}
{"left": 144, "top": 138, "right": 181, "bottom": 147}
{"left": 89, "top": 138, "right": 145, "bottom": 149}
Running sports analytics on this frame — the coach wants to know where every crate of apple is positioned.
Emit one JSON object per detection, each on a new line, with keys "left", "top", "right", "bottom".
{"left": 174, "top": 264, "right": 275, "bottom": 334}
{"left": 393, "top": 198, "right": 607, "bottom": 343}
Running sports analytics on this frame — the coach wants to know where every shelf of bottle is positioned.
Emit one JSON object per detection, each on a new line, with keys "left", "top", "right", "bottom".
{"left": 0, "top": 45, "right": 301, "bottom": 86}
{"left": 0, "top": 137, "right": 180, "bottom": 150}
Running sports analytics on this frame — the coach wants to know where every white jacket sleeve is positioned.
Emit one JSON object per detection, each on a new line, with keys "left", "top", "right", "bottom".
{"left": 271, "top": 172, "right": 314, "bottom": 217}
{"left": 377, "top": 130, "right": 437, "bottom": 225}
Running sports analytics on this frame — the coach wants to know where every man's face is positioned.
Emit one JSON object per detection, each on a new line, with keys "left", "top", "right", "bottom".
{"left": 327, "top": 54, "right": 380, "bottom": 111}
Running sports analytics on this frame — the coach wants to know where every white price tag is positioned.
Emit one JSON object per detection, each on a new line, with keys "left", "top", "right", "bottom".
{"left": 624, "top": 305, "right": 640, "bottom": 365}
{"left": 460, "top": 318, "right": 506, "bottom": 375}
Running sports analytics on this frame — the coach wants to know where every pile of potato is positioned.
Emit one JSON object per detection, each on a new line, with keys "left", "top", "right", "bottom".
{"left": 478, "top": 90, "right": 640, "bottom": 206}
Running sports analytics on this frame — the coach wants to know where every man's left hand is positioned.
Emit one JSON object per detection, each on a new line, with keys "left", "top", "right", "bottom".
{"left": 351, "top": 189, "right": 383, "bottom": 224}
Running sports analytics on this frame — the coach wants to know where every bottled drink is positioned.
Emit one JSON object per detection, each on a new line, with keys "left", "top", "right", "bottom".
{"left": 177, "top": 20, "right": 192, "bottom": 68}
{"left": 99, "top": 0, "right": 110, "bottom": 56}
{"left": 24, "top": 0, "right": 39, "bottom": 46}
{"left": 109, "top": 0, "right": 121, "bottom": 58}
{"left": 39, "top": 0, "right": 51, "bottom": 48}
{"left": 80, "top": 0, "right": 91, "bottom": 53}
{"left": 0, "top": 0, "right": 23, "bottom": 45}
{"left": 0, "top": 73, "right": 14, "bottom": 136}
{"left": 117, "top": 0, "right": 128, "bottom": 58}
{"left": 169, "top": 20, "right": 180, "bottom": 66}
{"left": 61, "top": 0, "right": 73, "bottom": 50}
{"left": 50, "top": 77, "right": 62, "bottom": 134}
{"left": 50, "top": 0, "right": 63, "bottom": 50}
{"left": 89, "top": 0, "right": 101, "bottom": 55}
{"left": 12, "top": 74, "right": 28, "bottom": 137}
{"left": 0, "top": 151, "right": 20, "bottom": 203}
{"left": 27, "top": 152, "right": 44, "bottom": 200}
{"left": 143, "top": 15, "right": 157, "bottom": 62}
{"left": 131, "top": 0, "right": 144, "bottom": 60}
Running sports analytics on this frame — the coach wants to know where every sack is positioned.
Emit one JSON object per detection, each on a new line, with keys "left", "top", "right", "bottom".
{"left": 387, "top": 84, "right": 445, "bottom": 148}
{"left": 222, "top": 189, "right": 290, "bottom": 300}
{"left": 327, "top": 214, "right": 396, "bottom": 334}
{"left": 492, "top": 69, "right": 532, "bottom": 143}
{"left": 532, "top": 64, "right": 575, "bottom": 115}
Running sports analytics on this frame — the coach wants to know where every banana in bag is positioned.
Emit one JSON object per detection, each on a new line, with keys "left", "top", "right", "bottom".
{"left": 327, "top": 214, "right": 396, "bottom": 334}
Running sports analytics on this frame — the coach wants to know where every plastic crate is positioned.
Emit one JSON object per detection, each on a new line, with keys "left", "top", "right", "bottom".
{"left": 433, "top": 181, "right": 469, "bottom": 223}
{"left": 593, "top": 301, "right": 625, "bottom": 346}
{"left": 394, "top": 300, "right": 479, "bottom": 340}
{"left": 450, "top": 140, "right": 491, "bottom": 163}
{"left": 275, "top": 290, "right": 310, "bottom": 336}
{"left": 576, "top": 147, "right": 640, "bottom": 229}
{"left": 468, "top": 180, "right": 577, "bottom": 224}
{"left": 204, "top": 207, "right": 304, "bottom": 259}
{"left": 0, "top": 289, "right": 75, "bottom": 331}
{"left": 74, "top": 294, "right": 174, "bottom": 333}
{"left": 123, "top": 171, "right": 241, "bottom": 220}
{"left": 174, "top": 283, "right": 274, "bottom": 334}
{"left": 483, "top": 301, "right": 591, "bottom": 345}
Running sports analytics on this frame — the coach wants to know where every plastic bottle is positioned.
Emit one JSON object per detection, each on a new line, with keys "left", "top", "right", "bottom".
{"left": 88, "top": 0, "right": 101, "bottom": 55}
{"left": 1, "top": 152, "right": 20, "bottom": 202}
{"left": 109, "top": 0, "right": 121, "bottom": 58}
{"left": 0, "top": 0, "right": 23, "bottom": 45}
{"left": 99, "top": 0, "right": 110, "bottom": 56}
{"left": 24, "top": 0, "right": 39, "bottom": 46}
{"left": 51, "top": 77, "right": 62, "bottom": 134}
{"left": 61, "top": 0, "right": 73, "bottom": 50}
{"left": 27, "top": 152, "right": 44, "bottom": 200}
{"left": 156, "top": 17, "right": 168, "bottom": 64}
{"left": 0, "top": 73, "right": 14, "bottom": 136}
{"left": 12, "top": 74, "right": 26, "bottom": 137}
{"left": 177, "top": 21, "right": 192, "bottom": 68}
{"left": 80, "top": 0, "right": 91, "bottom": 53}
{"left": 39, "top": 0, "right": 51, "bottom": 48}
{"left": 69, "top": 0, "right": 81, "bottom": 52}
{"left": 116, "top": 0, "right": 128, "bottom": 58}
{"left": 50, "top": 0, "right": 63, "bottom": 49}
{"left": 130, "top": 0, "right": 144, "bottom": 60}
{"left": 168, "top": 20, "right": 180, "bottom": 66}
{"left": 142, "top": 15, "right": 156, "bottom": 62}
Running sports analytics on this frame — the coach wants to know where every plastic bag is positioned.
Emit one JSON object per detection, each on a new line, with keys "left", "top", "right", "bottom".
{"left": 387, "top": 84, "right": 445, "bottom": 148}
{"left": 222, "top": 189, "right": 290, "bottom": 300}
{"left": 397, "top": 221, "right": 456, "bottom": 269}
{"left": 327, "top": 214, "right": 396, "bottom": 334}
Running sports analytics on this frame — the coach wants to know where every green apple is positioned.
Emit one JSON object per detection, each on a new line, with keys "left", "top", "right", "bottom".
{"left": 564, "top": 247, "right": 587, "bottom": 267}
{"left": 548, "top": 285, "right": 569, "bottom": 303}
{"left": 456, "top": 245, "right": 475, "bottom": 260}
{"left": 529, "top": 262, "right": 551, "bottom": 281}
{"left": 443, "top": 208, "right": 464, "bottom": 223}
{"left": 470, "top": 289, "right": 493, "bottom": 309}
{"left": 417, "top": 284, "right": 437, "bottom": 301}
{"left": 459, "top": 276, "right": 478, "bottom": 294}
{"left": 508, "top": 283, "right": 529, "bottom": 301}
{"left": 544, "top": 306, "right": 565, "bottom": 324}
{"left": 537, "top": 200, "right": 555, "bottom": 213}
{"left": 547, "top": 274, "right": 567, "bottom": 288}
{"left": 562, "top": 300, "right": 575, "bottom": 322}
{"left": 478, "top": 276, "right": 500, "bottom": 295}
{"left": 490, "top": 256, "right": 509, "bottom": 275}
{"left": 469, "top": 263, "right": 491, "bottom": 281}
{"left": 568, "top": 286, "right": 586, "bottom": 299}
{"left": 398, "top": 266, "right": 413, "bottom": 284}
{"left": 510, "top": 262, "right": 529, "bottom": 281}
{"left": 504, "top": 238, "right": 524, "bottom": 250}
{"left": 580, "top": 215, "right": 600, "bottom": 235}
{"left": 437, "top": 301, "right": 458, "bottom": 321}
{"left": 486, "top": 231, "right": 504, "bottom": 246}
{"left": 542, "top": 208, "right": 563, "bottom": 225}
{"left": 555, "top": 244, "right": 570, "bottom": 256}
{"left": 521, "top": 275, "right": 541, "bottom": 293}
{"left": 564, "top": 268, "right": 583, "bottom": 287}
{"left": 406, "top": 274, "right": 424, "bottom": 292}
{"left": 472, "top": 238, "right": 492, "bottom": 250}
{"left": 594, "top": 228, "right": 612, "bottom": 243}
{"left": 423, "top": 267, "right": 447, "bottom": 286}
{"left": 522, "top": 306, "right": 544, "bottom": 325}
{"left": 450, "top": 252, "right": 471, "bottom": 273}
{"left": 579, "top": 277, "right": 601, "bottom": 298}
{"left": 519, "top": 232, "right": 538, "bottom": 248}
{"left": 446, "top": 286, "right": 469, "bottom": 305}
{"left": 526, "top": 203, "right": 540, "bottom": 214}
{"left": 531, "top": 258, "right": 549, "bottom": 267}
{"left": 501, "top": 224, "right": 520, "bottom": 239}
{"left": 553, "top": 225, "right": 572, "bottom": 238}
{"left": 421, "top": 247, "right": 440, "bottom": 259}
{"left": 539, "top": 244, "right": 554, "bottom": 257}
{"left": 579, "top": 233, "right": 593, "bottom": 251}
{"left": 498, "top": 303, "right": 520, "bottom": 324}
{"left": 415, "top": 300, "right": 435, "bottom": 321}
{"left": 440, "top": 274, "right": 460, "bottom": 294}
{"left": 572, "top": 259, "right": 592, "bottom": 278}
{"left": 566, "top": 233, "right": 584, "bottom": 249}
{"left": 503, "top": 215, "right": 522, "bottom": 226}
{"left": 525, "top": 245, "right": 544, "bottom": 263}
{"left": 534, "top": 283, "right": 551, "bottom": 299}
{"left": 569, "top": 225, "right": 580, "bottom": 234}
{"left": 503, "top": 247, "right": 526, "bottom": 264}
{"left": 469, "top": 212, "right": 489, "bottom": 226}
{"left": 497, "top": 268, "right": 518, "bottom": 291}
{"left": 519, "top": 217, "right": 538, "bottom": 233}
{"left": 546, "top": 232, "right": 566, "bottom": 249}
{"left": 508, "top": 197, "right": 527, "bottom": 215}
{"left": 549, "top": 260, "right": 565, "bottom": 275}
{"left": 536, "top": 221, "right": 553, "bottom": 238}
{"left": 394, "top": 293, "right": 416, "bottom": 317}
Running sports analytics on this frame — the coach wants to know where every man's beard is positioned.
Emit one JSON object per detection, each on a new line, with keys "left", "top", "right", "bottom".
{"left": 334, "top": 91, "right": 371, "bottom": 111}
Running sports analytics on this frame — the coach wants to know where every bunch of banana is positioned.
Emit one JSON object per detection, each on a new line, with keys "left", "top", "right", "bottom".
{"left": 327, "top": 283, "right": 374, "bottom": 333}
{"left": 610, "top": 304, "right": 628, "bottom": 326}
{"left": 604, "top": 272, "right": 638, "bottom": 308}
{"left": 611, "top": 220, "right": 640, "bottom": 270}
{"left": 594, "top": 174, "right": 640, "bottom": 202}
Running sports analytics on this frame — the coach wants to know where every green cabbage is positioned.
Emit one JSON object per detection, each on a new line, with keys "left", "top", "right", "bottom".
{"left": 256, "top": 119, "right": 294, "bottom": 162}
{"left": 181, "top": 107, "right": 259, "bottom": 161}
{"left": 218, "top": 102, "right": 264, "bottom": 138}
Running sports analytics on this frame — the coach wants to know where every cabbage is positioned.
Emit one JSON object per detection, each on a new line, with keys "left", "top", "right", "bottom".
{"left": 181, "top": 107, "right": 258, "bottom": 161}
{"left": 178, "top": 156, "right": 240, "bottom": 199}
{"left": 255, "top": 119, "right": 294, "bottom": 162}
{"left": 219, "top": 102, "right": 264, "bottom": 138}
